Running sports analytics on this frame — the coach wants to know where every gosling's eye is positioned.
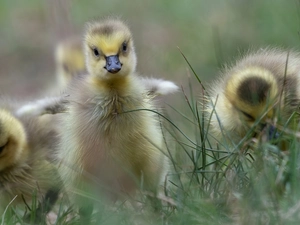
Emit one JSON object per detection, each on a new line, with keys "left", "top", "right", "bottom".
{"left": 0, "top": 144, "right": 5, "bottom": 155}
{"left": 92, "top": 47, "right": 100, "bottom": 58}
{"left": 241, "top": 111, "right": 255, "bottom": 122}
{"left": 122, "top": 42, "right": 127, "bottom": 52}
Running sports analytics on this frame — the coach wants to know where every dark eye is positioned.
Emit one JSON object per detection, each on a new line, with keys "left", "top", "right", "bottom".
{"left": 241, "top": 111, "right": 255, "bottom": 122}
{"left": 0, "top": 144, "right": 5, "bottom": 155}
{"left": 122, "top": 42, "right": 127, "bottom": 52}
{"left": 92, "top": 47, "right": 100, "bottom": 57}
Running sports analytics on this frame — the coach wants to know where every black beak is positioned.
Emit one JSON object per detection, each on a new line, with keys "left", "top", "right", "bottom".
{"left": 267, "top": 124, "right": 280, "bottom": 140}
{"left": 104, "top": 55, "right": 122, "bottom": 74}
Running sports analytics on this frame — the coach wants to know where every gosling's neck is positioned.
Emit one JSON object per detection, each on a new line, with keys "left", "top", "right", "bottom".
{"left": 88, "top": 74, "right": 139, "bottom": 97}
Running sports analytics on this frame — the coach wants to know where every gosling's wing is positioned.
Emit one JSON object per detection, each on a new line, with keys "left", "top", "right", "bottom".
{"left": 140, "top": 77, "right": 179, "bottom": 97}
{"left": 15, "top": 96, "right": 69, "bottom": 117}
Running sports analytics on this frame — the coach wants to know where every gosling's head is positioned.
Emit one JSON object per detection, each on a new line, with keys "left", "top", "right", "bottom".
{"left": 55, "top": 38, "right": 86, "bottom": 86}
{"left": 0, "top": 110, "right": 28, "bottom": 171}
{"left": 84, "top": 18, "right": 137, "bottom": 80}
{"left": 225, "top": 67, "right": 279, "bottom": 128}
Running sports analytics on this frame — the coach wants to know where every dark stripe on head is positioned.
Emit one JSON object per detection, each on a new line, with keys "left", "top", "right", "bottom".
{"left": 237, "top": 76, "right": 271, "bottom": 105}
{"left": 92, "top": 25, "right": 115, "bottom": 36}
{"left": 89, "top": 19, "right": 128, "bottom": 37}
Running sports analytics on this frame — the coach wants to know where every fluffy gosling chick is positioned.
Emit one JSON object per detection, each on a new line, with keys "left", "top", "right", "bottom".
{"left": 58, "top": 18, "right": 170, "bottom": 207}
{"left": 55, "top": 38, "right": 86, "bottom": 88}
{"left": 206, "top": 48, "right": 300, "bottom": 146}
{"left": 0, "top": 108, "right": 62, "bottom": 222}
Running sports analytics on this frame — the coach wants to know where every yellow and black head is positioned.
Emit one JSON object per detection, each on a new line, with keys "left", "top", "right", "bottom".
{"left": 0, "top": 110, "right": 28, "bottom": 171}
{"left": 225, "top": 67, "right": 279, "bottom": 128}
{"left": 84, "top": 18, "right": 137, "bottom": 80}
{"left": 208, "top": 66, "right": 282, "bottom": 142}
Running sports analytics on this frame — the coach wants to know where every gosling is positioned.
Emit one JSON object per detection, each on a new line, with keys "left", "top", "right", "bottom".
{"left": 206, "top": 48, "right": 300, "bottom": 147}
{"left": 0, "top": 104, "right": 62, "bottom": 222}
{"left": 57, "top": 18, "right": 175, "bottom": 215}
{"left": 55, "top": 37, "right": 86, "bottom": 89}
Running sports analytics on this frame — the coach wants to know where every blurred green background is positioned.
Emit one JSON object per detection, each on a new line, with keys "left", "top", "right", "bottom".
{"left": 1, "top": 0, "right": 300, "bottom": 99}
{"left": 0, "top": 0, "right": 299, "bottom": 141}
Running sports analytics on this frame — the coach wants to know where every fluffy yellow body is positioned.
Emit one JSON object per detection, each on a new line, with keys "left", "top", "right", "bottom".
{"left": 58, "top": 19, "right": 169, "bottom": 203}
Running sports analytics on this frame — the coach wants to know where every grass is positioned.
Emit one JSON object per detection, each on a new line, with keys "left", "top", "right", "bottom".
{"left": 2, "top": 53, "right": 300, "bottom": 225}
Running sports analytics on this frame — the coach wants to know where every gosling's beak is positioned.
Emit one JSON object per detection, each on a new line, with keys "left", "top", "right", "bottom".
{"left": 104, "top": 55, "right": 122, "bottom": 74}
{"left": 267, "top": 124, "right": 280, "bottom": 140}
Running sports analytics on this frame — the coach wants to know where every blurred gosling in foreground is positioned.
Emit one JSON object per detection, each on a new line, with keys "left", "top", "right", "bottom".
{"left": 0, "top": 100, "right": 62, "bottom": 223}
{"left": 206, "top": 48, "right": 300, "bottom": 149}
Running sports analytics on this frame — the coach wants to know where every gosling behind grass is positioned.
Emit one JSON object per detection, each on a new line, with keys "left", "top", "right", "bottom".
{"left": 57, "top": 18, "right": 177, "bottom": 218}
{"left": 0, "top": 99, "right": 62, "bottom": 223}
{"left": 206, "top": 48, "right": 300, "bottom": 148}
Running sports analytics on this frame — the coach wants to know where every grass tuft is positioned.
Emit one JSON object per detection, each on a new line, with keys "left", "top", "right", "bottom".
{"left": 2, "top": 40, "right": 300, "bottom": 225}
